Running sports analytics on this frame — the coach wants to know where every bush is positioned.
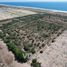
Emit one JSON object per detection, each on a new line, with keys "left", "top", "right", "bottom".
{"left": 32, "top": 59, "right": 37, "bottom": 63}
{"left": 23, "top": 43, "right": 35, "bottom": 53}
{"left": 7, "top": 42, "right": 28, "bottom": 63}
{"left": 0, "top": 32, "right": 5, "bottom": 38}
{"left": 30, "top": 48, "right": 35, "bottom": 54}
{"left": 41, "top": 33, "right": 49, "bottom": 38}
{"left": 31, "top": 59, "right": 41, "bottom": 67}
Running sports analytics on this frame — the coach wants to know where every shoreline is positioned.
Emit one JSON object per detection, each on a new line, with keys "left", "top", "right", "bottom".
{"left": 0, "top": 4, "right": 67, "bottom": 13}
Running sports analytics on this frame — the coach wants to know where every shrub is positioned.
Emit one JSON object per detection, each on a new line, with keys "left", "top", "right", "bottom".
{"left": 41, "top": 33, "right": 49, "bottom": 38}
{"left": 52, "top": 39, "right": 55, "bottom": 43}
{"left": 24, "top": 43, "right": 32, "bottom": 51}
{"left": 7, "top": 42, "right": 28, "bottom": 63}
{"left": 31, "top": 59, "right": 41, "bottom": 67}
{"left": 40, "top": 51, "right": 43, "bottom": 53}
{"left": 0, "top": 32, "right": 5, "bottom": 38}
{"left": 30, "top": 48, "right": 35, "bottom": 54}
{"left": 32, "top": 59, "right": 37, "bottom": 63}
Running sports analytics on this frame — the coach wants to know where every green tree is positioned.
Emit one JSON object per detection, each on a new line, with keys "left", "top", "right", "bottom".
{"left": 7, "top": 42, "right": 28, "bottom": 63}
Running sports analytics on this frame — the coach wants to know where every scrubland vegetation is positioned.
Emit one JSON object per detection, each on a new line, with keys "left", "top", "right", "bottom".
{"left": 0, "top": 13, "right": 65, "bottom": 63}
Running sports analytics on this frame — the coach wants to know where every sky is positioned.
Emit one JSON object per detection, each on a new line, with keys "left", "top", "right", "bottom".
{"left": 0, "top": 0, "right": 67, "bottom": 2}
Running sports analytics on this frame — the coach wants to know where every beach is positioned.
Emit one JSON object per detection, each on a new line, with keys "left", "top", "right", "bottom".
{"left": 0, "top": 5, "right": 37, "bottom": 20}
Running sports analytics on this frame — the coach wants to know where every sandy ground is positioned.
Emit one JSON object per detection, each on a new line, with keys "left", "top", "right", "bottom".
{"left": 12, "top": 61, "right": 30, "bottom": 67}
{"left": 30, "top": 30, "right": 67, "bottom": 67}
{"left": 0, "top": 7, "right": 37, "bottom": 20}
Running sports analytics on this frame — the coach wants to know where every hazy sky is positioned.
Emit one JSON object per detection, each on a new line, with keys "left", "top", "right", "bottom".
{"left": 0, "top": 0, "right": 67, "bottom": 2}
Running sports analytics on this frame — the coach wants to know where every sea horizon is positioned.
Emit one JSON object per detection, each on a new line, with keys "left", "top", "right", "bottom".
{"left": 0, "top": 2, "right": 67, "bottom": 13}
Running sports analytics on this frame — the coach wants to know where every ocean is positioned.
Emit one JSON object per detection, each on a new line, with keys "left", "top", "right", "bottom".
{"left": 0, "top": 2, "right": 67, "bottom": 11}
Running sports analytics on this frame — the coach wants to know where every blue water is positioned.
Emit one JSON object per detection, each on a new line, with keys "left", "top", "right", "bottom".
{"left": 0, "top": 2, "right": 67, "bottom": 11}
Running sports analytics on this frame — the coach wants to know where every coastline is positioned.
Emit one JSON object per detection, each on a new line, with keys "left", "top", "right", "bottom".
{"left": 0, "top": 4, "right": 67, "bottom": 13}
{"left": 0, "top": 4, "right": 37, "bottom": 21}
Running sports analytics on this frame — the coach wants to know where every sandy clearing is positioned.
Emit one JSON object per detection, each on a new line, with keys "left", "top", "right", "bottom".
{"left": 12, "top": 61, "right": 30, "bottom": 67}
{"left": 0, "top": 40, "right": 15, "bottom": 66}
